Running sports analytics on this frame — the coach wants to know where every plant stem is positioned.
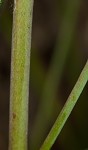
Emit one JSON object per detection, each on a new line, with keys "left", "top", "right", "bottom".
{"left": 9, "top": 0, "right": 34, "bottom": 149}
{"left": 40, "top": 60, "right": 88, "bottom": 150}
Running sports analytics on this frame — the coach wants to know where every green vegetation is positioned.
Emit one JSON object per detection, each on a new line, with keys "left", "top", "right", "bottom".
{"left": 0, "top": 0, "right": 88, "bottom": 150}
{"left": 40, "top": 60, "right": 88, "bottom": 150}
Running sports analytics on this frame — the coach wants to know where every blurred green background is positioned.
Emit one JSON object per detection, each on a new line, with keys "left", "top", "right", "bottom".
{"left": 0, "top": 0, "right": 88, "bottom": 149}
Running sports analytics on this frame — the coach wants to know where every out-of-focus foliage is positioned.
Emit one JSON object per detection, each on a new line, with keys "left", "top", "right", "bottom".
{"left": 0, "top": 0, "right": 88, "bottom": 149}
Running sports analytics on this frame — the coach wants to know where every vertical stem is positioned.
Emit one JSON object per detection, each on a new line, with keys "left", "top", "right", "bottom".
{"left": 9, "top": 0, "right": 34, "bottom": 149}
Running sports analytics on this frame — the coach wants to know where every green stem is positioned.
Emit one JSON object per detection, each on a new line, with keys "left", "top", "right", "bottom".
{"left": 9, "top": 0, "right": 34, "bottom": 149}
{"left": 40, "top": 60, "right": 88, "bottom": 150}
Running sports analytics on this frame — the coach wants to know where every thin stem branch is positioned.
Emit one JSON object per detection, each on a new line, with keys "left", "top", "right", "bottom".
{"left": 40, "top": 60, "right": 88, "bottom": 150}
{"left": 9, "top": 0, "right": 34, "bottom": 149}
